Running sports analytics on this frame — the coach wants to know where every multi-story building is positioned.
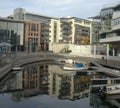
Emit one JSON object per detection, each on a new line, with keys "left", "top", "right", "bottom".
{"left": 49, "top": 17, "right": 92, "bottom": 45}
{"left": 73, "top": 17, "right": 91, "bottom": 45}
{"left": 98, "top": 4, "right": 120, "bottom": 58}
{"left": 14, "top": 8, "right": 57, "bottom": 51}
{"left": 0, "top": 18, "right": 24, "bottom": 51}
{"left": 89, "top": 19, "right": 101, "bottom": 44}
{"left": 24, "top": 20, "right": 40, "bottom": 52}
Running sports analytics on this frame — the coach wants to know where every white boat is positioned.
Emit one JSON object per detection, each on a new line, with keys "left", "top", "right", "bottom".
{"left": 63, "top": 63, "right": 88, "bottom": 71}
{"left": 12, "top": 67, "right": 23, "bottom": 71}
{"left": 103, "top": 85, "right": 120, "bottom": 95}
{"left": 64, "top": 58, "right": 74, "bottom": 64}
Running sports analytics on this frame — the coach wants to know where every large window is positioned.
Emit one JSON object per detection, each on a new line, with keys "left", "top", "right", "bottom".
{"left": 112, "top": 17, "right": 120, "bottom": 26}
{"left": 100, "top": 8, "right": 113, "bottom": 16}
{"left": 31, "top": 24, "right": 36, "bottom": 31}
{"left": 0, "top": 20, "right": 24, "bottom": 51}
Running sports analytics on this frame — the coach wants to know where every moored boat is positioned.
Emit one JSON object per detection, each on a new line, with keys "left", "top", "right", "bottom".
{"left": 102, "top": 85, "right": 120, "bottom": 95}
{"left": 63, "top": 63, "right": 88, "bottom": 71}
{"left": 12, "top": 67, "right": 23, "bottom": 71}
{"left": 64, "top": 58, "right": 74, "bottom": 64}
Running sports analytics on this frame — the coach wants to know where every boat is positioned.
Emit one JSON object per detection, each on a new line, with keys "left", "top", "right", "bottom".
{"left": 12, "top": 67, "right": 23, "bottom": 71}
{"left": 102, "top": 85, "right": 120, "bottom": 95}
{"left": 64, "top": 58, "right": 74, "bottom": 64}
{"left": 63, "top": 63, "right": 88, "bottom": 71}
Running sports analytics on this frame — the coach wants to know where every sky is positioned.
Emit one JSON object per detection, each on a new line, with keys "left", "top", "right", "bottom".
{"left": 0, "top": 0, "right": 120, "bottom": 19}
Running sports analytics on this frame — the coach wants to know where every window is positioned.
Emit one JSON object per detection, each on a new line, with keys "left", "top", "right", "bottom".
{"left": 31, "top": 24, "right": 36, "bottom": 31}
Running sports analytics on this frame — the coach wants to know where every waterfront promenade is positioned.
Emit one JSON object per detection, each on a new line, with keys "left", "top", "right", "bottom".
{"left": 0, "top": 52, "right": 120, "bottom": 80}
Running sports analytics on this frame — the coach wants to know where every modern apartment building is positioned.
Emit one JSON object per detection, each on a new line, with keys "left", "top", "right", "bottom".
{"left": 24, "top": 20, "right": 40, "bottom": 52}
{"left": 0, "top": 18, "right": 24, "bottom": 51}
{"left": 98, "top": 4, "right": 120, "bottom": 58}
{"left": 61, "top": 17, "right": 91, "bottom": 44}
{"left": 14, "top": 8, "right": 56, "bottom": 51}
{"left": 49, "top": 17, "right": 92, "bottom": 45}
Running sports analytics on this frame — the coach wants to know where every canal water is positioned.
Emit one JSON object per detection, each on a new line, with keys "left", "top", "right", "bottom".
{"left": 0, "top": 62, "right": 119, "bottom": 108}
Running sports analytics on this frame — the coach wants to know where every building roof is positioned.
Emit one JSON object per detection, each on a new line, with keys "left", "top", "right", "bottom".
{"left": 26, "top": 12, "right": 58, "bottom": 20}
{"left": 88, "top": 15, "right": 101, "bottom": 20}
{"left": 114, "top": 3, "right": 120, "bottom": 10}
{"left": 0, "top": 17, "right": 24, "bottom": 23}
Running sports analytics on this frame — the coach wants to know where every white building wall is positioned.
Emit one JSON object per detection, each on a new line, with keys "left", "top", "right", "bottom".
{"left": 49, "top": 19, "right": 54, "bottom": 43}
{"left": 112, "top": 12, "right": 120, "bottom": 30}
{"left": 100, "top": 36, "right": 120, "bottom": 42}
{"left": 49, "top": 43, "right": 93, "bottom": 57}
{"left": 112, "top": 11, "right": 120, "bottom": 19}
{"left": 71, "top": 19, "right": 75, "bottom": 44}
{"left": 49, "top": 43, "right": 68, "bottom": 53}
{"left": 57, "top": 20, "right": 62, "bottom": 42}
{"left": 49, "top": 19, "right": 61, "bottom": 43}
{"left": 69, "top": 44, "right": 92, "bottom": 57}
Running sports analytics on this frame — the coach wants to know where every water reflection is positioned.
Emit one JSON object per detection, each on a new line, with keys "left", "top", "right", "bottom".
{"left": 0, "top": 62, "right": 120, "bottom": 108}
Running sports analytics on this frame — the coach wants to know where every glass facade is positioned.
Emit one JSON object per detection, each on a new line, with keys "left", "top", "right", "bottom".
{"left": 91, "top": 21, "right": 101, "bottom": 44}
{"left": 28, "top": 38, "right": 38, "bottom": 52}
{"left": 0, "top": 19, "right": 24, "bottom": 51}
{"left": 112, "top": 17, "right": 120, "bottom": 26}
{"left": 100, "top": 8, "right": 113, "bottom": 16}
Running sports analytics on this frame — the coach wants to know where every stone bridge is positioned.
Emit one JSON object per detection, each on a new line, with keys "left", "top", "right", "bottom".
{"left": 0, "top": 52, "right": 65, "bottom": 80}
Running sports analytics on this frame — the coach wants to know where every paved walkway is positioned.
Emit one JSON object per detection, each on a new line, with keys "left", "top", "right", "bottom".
{"left": 95, "top": 59, "right": 120, "bottom": 70}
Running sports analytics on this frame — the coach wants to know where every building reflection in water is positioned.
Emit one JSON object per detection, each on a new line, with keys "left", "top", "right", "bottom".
{"left": 0, "top": 63, "right": 103, "bottom": 102}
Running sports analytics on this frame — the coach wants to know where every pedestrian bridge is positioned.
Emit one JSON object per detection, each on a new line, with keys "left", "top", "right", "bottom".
{"left": 0, "top": 52, "right": 65, "bottom": 80}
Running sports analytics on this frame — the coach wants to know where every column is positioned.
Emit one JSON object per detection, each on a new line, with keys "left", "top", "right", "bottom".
{"left": 106, "top": 44, "right": 109, "bottom": 60}
{"left": 70, "top": 75, "right": 74, "bottom": 100}
{"left": 113, "top": 48, "right": 115, "bottom": 56}
{"left": 93, "top": 45, "right": 96, "bottom": 58}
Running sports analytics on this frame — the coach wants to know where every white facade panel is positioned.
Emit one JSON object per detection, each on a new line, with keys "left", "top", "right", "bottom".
{"left": 100, "top": 36, "right": 120, "bottom": 43}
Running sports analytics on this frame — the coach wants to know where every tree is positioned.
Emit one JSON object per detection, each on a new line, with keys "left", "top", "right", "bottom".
{"left": 81, "top": 36, "right": 89, "bottom": 44}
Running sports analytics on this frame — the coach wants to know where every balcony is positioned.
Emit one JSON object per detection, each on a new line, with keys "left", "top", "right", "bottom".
{"left": 100, "top": 35, "right": 120, "bottom": 43}
{"left": 113, "top": 11, "right": 120, "bottom": 19}
{"left": 99, "top": 29, "right": 112, "bottom": 34}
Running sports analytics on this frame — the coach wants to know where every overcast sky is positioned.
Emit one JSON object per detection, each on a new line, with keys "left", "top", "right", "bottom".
{"left": 0, "top": 0, "right": 120, "bottom": 19}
